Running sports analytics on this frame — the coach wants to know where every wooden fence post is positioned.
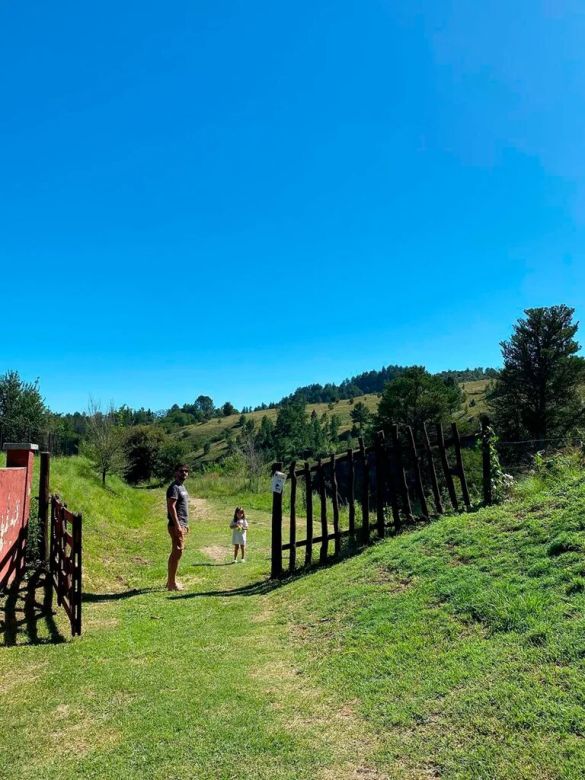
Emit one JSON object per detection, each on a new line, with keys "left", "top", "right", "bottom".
{"left": 330, "top": 454, "right": 341, "bottom": 557}
{"left": 391, "top": 424, "right": 412, "bottom": 521}
{"left": 38, "top": 452, "right": 51, "bottom": 561}
{"left": 73, "top": 512, "right": 82, "bottom": 636}
{"left": 451, "top": 423, "right": 471, "bottom": 510}
{"left": 374, "top": 432, "right": 386, "bottom": 538}
{"left": 289, "top": 461, "right": 297, "bottom": 573}
{"left": 347, "top": 448, "right": 356, "bottom": 542}
{"left": 423, "top": 423, "right": 443, "bottom": 514}
{"left": 481, "top": 416, "right": 492, "bottom": 506}
{"left": 304, "top": 462, "right": 313, "bottom": 567}
{"left": 436, "top": 423, "right": 458, "bottom": 510}
{"left": 358, "top": 437, "right": 370, "bottom": 543}
{"left": 405, "top": 426, "right": 429, "bottom": 519}
{"left": 271, "top": 462, "right": 283, "bottom": 579}
{"left": 317, "top": 458, "right": 328, "bottom": 564}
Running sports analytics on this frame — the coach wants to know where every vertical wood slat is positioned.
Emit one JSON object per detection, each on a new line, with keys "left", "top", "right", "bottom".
{"left": 270, "top": 462, "right": 283, "bottom": 578}
{"left": 289, "top": 461, "right": 297, "bottom": 573}
{"left": 436, "top": 424, "right": 458, "bottom": 510}
{"left": 317, "top": 458, "right": 329, "bottom": 563}
{"left": 405, "top": 426, "right": 429, "bottom": 519}
{"left": 304, "top": 462, "right": 313, "bottom": 567}
{"left": 391, "top": 425, "right": 412, "bottom": 521}
{"left": 39, "top": 451, "right": 51, "bottom": 561}
{"left": 374, "top": 431, "right": 386, "bottom": 538}
{"left": 348, "top": 449, "right": 356, "bottom": 542}
{"left": 49, "top": 496, "right": 56, "bottom": 578}
{"left": 318, "top": 458, "right": 328, "bottom": 564}
{"left": 74, "top": 512, "right": 82, "bottom": 636}
{"left": 423, "top": 423, "right": 444, "bottom": 514}
{"left": 330, "top": 454, "right": 341, "bottom": 557}
{"left": 385, "top": 435, "right": 401, "bottom": 532}
{"left": 451, "top": 423, "right": 471, "bottom": 510}
{"left": 358, "top": 437, "right": 369, "bottom": 543}
{"left": 57, "top": 503, "right": 64, "bottom": 606}
{"left": 481, "top": 416, "right": 492, "bottom": 506}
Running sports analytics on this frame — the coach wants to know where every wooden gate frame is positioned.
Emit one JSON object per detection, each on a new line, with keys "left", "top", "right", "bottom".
{"left": 50, "top": 495, "right": 82, "bottom": 636}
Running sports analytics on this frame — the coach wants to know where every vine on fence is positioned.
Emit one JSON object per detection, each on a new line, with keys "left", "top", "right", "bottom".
{"left": 484, "top": 425, "right": 513, "bottom": 503}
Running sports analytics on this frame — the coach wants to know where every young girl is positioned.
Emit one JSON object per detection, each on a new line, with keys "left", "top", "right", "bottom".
{"left": 230, "top": 506, "right": 249, "bottom": 562}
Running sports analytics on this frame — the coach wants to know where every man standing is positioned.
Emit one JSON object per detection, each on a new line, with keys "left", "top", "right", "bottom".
{"left": 166, "top": 464, "right": 190, "bottom": 591}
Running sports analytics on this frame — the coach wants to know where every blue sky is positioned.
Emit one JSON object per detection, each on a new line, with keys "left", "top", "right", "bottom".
{"left": 1, "top": 1, "right": 584, "bottom": 413}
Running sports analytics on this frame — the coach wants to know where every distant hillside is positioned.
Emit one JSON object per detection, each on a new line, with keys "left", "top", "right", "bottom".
{"left": 178, "top": 379, "right": 491, "bottom": 466}
{"left": 273, "top": 365, "right": 497, "bottom": 407}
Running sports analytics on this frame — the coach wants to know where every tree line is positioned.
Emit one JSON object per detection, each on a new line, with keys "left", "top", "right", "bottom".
{"left": 2, "top": 305, "right": 584, "bottom": 486}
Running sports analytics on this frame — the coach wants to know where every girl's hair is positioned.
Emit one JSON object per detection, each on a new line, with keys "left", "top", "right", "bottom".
{"left": 233, "top": 506, "right": 246, "bottom": 521}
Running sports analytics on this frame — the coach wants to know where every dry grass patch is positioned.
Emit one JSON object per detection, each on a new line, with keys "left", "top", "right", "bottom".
{"left": 201, "top": 544, "right": 230, "bottom": 562}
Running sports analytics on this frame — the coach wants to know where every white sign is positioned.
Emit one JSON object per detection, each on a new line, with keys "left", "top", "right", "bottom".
{"left": 271, "top": 471, "right": 287, "bottom": 494}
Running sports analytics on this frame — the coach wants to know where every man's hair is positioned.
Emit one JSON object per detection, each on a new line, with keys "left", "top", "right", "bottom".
{"left": 175, "top": 464, "right": 190, "bottom": 473}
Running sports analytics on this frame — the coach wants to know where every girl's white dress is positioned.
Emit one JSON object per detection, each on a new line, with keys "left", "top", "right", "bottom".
{"left": 231, "top": 518, "right": 249, "bottom": 545}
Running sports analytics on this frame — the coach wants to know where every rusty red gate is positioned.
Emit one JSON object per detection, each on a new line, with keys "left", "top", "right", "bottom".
{"left": 50, "top": 496, "right": 82, "bottom": 636}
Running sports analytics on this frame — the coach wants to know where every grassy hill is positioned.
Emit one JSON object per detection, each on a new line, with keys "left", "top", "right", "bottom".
{"left": 2, "top": 449, "right": 585, "bottom": 778}
{"left": 179, "top": 380, "right": 491, "bottom": 466}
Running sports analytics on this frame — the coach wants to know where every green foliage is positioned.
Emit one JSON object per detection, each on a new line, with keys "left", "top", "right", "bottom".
{"left": 154, "top": 438, "right": 189, "bottom": 481}
{"left": 122, "top": 425, "right": 167, "bottom": 484}
{"left": 490, "top": 305, "right": 585, "bottom": 441}
{"left": 350, "top": 401, "right": 371, "bottom": 431}
{"left": 82, "top": 401, "right": 124, "bottom": 485}
{"left": 375, "top": 366, "right": 462, "bottom": 434}
{"left": 0, "top": 369, "right": 47, "bottom": 442}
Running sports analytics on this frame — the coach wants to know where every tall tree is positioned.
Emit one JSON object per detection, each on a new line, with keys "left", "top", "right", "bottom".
{"left": 489, "top": 306, "right": 585, "bottom": 440}
{"left": 84, "top": 401, "right": 124, "bottom": 486}
{"left": 0, "top": 370, "right": 47, "bottom": 443}
{"left": 375, "top": 366, "right": 462, "bottom": 435}
{"left": 194, "top": 395, "right": 215, "bottom": 420}
{"left": 350, "top": 401, "right": 372, "bottom": 432}
{"left": 122, "top": 425, "right": 167, "bottom": 484}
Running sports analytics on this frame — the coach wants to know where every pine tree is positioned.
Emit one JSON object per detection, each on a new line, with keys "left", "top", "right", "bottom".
{"left": 490, "top": 306, "right": 585, "bottom": 441}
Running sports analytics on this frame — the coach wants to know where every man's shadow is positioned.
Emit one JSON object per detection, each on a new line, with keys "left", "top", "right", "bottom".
{"left": 1, "top": 567, "right": 65, "bottom": 647}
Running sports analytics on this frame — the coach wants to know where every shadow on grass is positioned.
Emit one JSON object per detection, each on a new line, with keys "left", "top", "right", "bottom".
{"left": 168, "top": 578, "right": 281, "bottom": 599}
{"left": 82, "top": 587, "right": 163, "bottom": 603}
{"left": 191, "top": 561, "right": 235, "bottom": 568}
{"left": 0, "top": 566, "right": 66, "bottom": 647}
{"left": 169, "top": 548, "right": 364, "bottom": 600}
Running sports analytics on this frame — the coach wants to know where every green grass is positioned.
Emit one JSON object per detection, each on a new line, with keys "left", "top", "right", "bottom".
{"left": 3, "top": 447, "right": 584, "bottom": 778}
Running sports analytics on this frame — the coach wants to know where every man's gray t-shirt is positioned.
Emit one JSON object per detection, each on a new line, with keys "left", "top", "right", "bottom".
{"left": 166, "top": 481, "right": 189, "bottom": 527}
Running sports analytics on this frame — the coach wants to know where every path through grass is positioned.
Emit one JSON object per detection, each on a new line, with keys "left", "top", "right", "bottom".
{"left": 0, "top": 459, "right": 384, "bottom": 780}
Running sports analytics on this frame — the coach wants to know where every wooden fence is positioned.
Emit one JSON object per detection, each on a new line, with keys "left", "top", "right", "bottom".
{"left": 271, "top": 420, "right": 492, "bottom": 578}
{"left": 50, "top": 495, "right": 82, "bottom": 636}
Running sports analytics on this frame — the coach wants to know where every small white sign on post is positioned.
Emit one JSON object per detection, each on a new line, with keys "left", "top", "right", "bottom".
{"left": 271, "top": 471, "right": 287, "bottom": 494}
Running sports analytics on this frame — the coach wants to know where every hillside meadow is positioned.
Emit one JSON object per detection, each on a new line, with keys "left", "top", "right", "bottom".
{"left": 2, "top": 449, "right": 585, "bottom": 777}
{"left": 180, "top": 380, "right": 490, "bottom": 466}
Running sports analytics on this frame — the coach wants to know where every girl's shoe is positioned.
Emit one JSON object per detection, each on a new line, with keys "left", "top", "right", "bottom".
{"left": 240, "top": 558, "right": 246, "bottom": 563}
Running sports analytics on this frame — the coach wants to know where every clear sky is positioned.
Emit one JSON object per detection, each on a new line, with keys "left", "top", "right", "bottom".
{"left": 1, "top": 1, "right": 584, "bottom": 413}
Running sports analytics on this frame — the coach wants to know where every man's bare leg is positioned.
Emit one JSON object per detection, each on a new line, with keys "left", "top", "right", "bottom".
{"left": 167, "top": 528, "right": 184, "bottom": 590}
{"left": 167, "top": 549, "right": 182, "bottom": 589}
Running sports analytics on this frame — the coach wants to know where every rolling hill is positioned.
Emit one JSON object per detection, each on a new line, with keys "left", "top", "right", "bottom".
{"left": 176, "top": 379, "right": 491, "bottom": 465}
